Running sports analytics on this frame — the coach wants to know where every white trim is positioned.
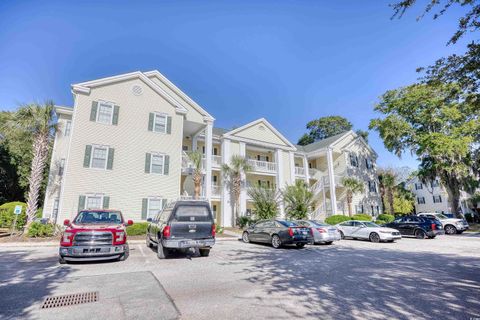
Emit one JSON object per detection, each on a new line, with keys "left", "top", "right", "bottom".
{"left": 96, "top": 101, "right": 114, "bottom": 125}
{"left": 338, "top": 131, "right": 378, "bottom": 158}
{"left": 153, "top": 113, "right": 168, "bottom": 134}
{"left": 84, "top": 194, "right": 105, "bottom": 210}
{"left": 72, "top": 71, "right": 188, "bottom": 115}
{"left": 144, "top": 70, "right": 215, "bottom": 121}
{"left": 90, "top": 145, "right": 109, "bottom": 170}
{"left": 223, "top": 118, "right": 296, "bottom": 150}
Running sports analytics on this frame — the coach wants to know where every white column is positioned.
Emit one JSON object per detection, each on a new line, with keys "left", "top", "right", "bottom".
{"left": 192, "top": 136, "right": 198, "bottom": 152}
{"left": 289, "top": 151, "right": 295, "bottom": 184}
{"left": 327, "top": 147, "right": 337, "bottom": 215}
{"left": 221, "top": 139, "right": 232, "bottom": 227}
{"left": 276, "top": 149, "right": 285, "bottom": 217}
{"left": 239, "top": 142, "right": 247, "bottom": 216}
{"left": 205, "top": 121, "right": 213, "bottom": 200}
{"left": 303, "top": 155, "right": 310, "bottom": 183}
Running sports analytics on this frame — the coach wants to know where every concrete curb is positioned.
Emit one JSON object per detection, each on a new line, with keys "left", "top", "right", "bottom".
{"left": 0, "top": 236, "right": 240, "bottom": 247}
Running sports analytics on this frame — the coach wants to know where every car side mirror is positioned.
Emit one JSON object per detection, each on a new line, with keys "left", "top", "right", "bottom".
{"left": 126, "top": 220, "right": 133, "bottom": 226}
{"left": 63, "top": 219, "right": 70, "bottom": 226}
{"left": 146, "top": 218, "right": 152, "bottom": 222}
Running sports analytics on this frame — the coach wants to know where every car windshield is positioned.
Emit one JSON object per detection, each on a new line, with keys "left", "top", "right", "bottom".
{"left": 311, "top": 220, "right": 329, "bottom": 227}
{"left": 278, "top": 220, "right": 298, "bottom": 227}
{"left": 74, "top": 210, "right": 123, "bottom": 224}
{"left": 363, "top": 221, "right": 379, "bottom": 227}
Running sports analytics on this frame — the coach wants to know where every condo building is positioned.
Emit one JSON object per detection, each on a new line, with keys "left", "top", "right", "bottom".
{"left": 44, "top": 71, "right": 382, "bottom": 226}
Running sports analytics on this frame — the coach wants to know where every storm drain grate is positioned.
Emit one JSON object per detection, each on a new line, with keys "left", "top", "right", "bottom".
{"left": 41, "top": 291, "right": 98, "bottom": 309}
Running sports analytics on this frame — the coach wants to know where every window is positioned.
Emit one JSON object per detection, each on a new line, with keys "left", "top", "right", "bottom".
{"left": 433, "top": 195, "right": 442, "bottom": 203}
{"left": 86, "top": 195, "right": 102, "bottom": 209}
{"left": 355, "top": 205, "right": 364, "bottom": 214}
{"left": 91, "top": 146, "right": 108, "bottom": 169}
{"left": 154, "top": 114, "right": 167, "bottom": 133}
{"left": 431, "top": 180, "right": 439, "bottom": 188}
{"left": 59, "top": 158, "right": 65, "bottom": 176}
{"left": 151, "top": 154, "right": 165, "bottom": 174}
{"left": 97, "top": 102, "right": 114, "bottom": 124}
{"left": 64, "top": 121, "right": 72, "bottom": 136}
{"left": 417, "top": 197, "right": 426, "bottom": 204}
{"left": 350, "top": 153, "right": 358, "bottom": 167}
{"left": 182, "top": 146, "right": 188, "bottom": 151}
{"left": 365, "top": 158, "right": 373, "bottom": 169}
{"left": 376, "top": 206, "right": 380, "bottom": 215}
{"left": 148, "top": 198, "right": 165, "bottom": 219}
{"left": 53, "top": 198, "right": 59, "bottom": 219}
{"left": 368, "top": 181, "right": 377, "bottom": 193}
{"left": 415, "top": 183, "right": 423, "bottom": 190}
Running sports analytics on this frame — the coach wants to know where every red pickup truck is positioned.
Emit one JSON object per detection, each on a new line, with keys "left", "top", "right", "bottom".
{"left": 59, "top": 209, "right": 133, "bottom": 264}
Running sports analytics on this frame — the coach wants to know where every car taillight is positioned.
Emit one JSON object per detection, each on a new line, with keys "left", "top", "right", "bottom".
{"left": 431, "top": 223, "right": 436, "bottom": 230}
{"left": 114, "top": 231, "right": 125, "bottom": 245}
{"left": 288, "top": 228, "right": 294, "bottom": 237}
{"left": 212, "top": 224, "right": 216, "bottom": 237}
{"left": 310, "top": 228, "right": 314, "bottom": 235}
{"left": 317, "top": 228, "right": 327, "bottom": 233}
{"left": 61, "top": 232, "right": 74, "bottom": 247}
{"left": 163, "top": 226, "right": 171, "bottom": 238}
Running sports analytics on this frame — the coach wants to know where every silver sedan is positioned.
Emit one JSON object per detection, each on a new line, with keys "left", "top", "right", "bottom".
{"left": 294, "top": 220, "right": 341, "bottom": 245}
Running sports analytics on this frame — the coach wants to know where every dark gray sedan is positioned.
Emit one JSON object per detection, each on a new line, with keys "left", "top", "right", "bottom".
{"left": 242, "top": 220, "right": 313, "bottom": 249}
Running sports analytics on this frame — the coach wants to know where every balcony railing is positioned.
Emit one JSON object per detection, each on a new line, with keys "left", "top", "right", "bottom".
{"left": 211, "top": 155, "right": 222, "bottom": 167}
{"left": 294, "top": 167, "right": 305, "bottom": 176}
{"left": 212, "top": 184, "right": 222, "bottom": 197}
{"left": 182, "top": 152, "right": 222, "bottom": 171}
{"left": 247, "top": 159, "right": 276, "bottom": 173}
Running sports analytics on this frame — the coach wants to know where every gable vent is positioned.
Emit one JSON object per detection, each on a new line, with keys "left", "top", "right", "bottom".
{"left": 258, "top": 125, "right": 265, "bottom": 131}
{"left": 132, "top": 85, "right": 143, "bottom": 96}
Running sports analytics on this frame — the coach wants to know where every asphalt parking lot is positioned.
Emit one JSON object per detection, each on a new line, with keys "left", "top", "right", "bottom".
{"left": 1, "top": 234, "right": 479, "bottom": 320}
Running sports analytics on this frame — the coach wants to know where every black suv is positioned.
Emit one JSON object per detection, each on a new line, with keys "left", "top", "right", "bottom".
{"left": 146, "top": 200, "right": 215, "bottom": 259}
{"left": 384, "top": 215, "right": 444, "bottom": 239}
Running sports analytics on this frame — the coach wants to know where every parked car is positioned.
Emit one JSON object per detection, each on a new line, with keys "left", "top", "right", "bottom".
{"left": 384, "top": 215, "right": 444, "bottom": 239}
{"left": 242, "top": 220, "right": 313, "bottom": 249}
{"left": 417, "top": 212, "right": 469, "bottom": 235}
{"left": 294, "top": 220, "right": 341, "bottom": 245}
{"left": 59, "top": 209, "right": 133, "bottom": 264}
{"left": 146, "top": 200, "right": 215, "bottom": 259}
{"left": 336, "top": 220, "right": 401, "bottom": 243}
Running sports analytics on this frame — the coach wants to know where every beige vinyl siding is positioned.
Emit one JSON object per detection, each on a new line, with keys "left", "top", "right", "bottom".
{"left": 232, "top": 123, "right": 288, "bottom": 147}
{"left": 58, "top": 78, "right": 184, "bottom": 221}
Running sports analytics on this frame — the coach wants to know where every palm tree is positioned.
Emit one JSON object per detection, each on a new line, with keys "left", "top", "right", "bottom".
{"left": 247, "top": 185, "right": 279, "bottom": 220}
{"left": 282, "top": 180, "right": 315, "bottom": 220}
{"left": 378, "top": 170, "right": 396, "bottom": 215}
{"left": 341, "top": 177, "right": 365, "bottom": 217}
{"left": 221, "top": 155, "right": 251, "bottom": 226}
{"left": 3, "top": 101, "right": 57, "bottom": 232}
{"left": 187, "top": 151, "right": 203, "bottom": 199}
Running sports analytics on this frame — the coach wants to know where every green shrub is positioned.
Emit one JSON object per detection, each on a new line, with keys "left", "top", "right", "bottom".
{"left": 325, "top": 215, "right": 352, "bottom": 225}
{"left": 352, "top": 214, "right": 372, "bottom": 221}
{"left": 0, "top": 202, "right": 27, "bottom": 230}
{"left": 126, "top": 222, "right": 149, "bottom": 236}
{"left": 27, "top": 222, "right": 55, "bottom": 237}
{"left": 375, "top": 220, "right": 386, "bottom": 226}
{"left": 237, "top": 216, "right": 255, "bottom": 229}
{"left": 376, "top": 214, "right": 395, "bottom": 223}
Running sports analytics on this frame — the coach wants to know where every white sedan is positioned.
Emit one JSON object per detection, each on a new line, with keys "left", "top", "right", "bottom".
{"left": 336, "top": 220, "right": 402, "bottom": 243}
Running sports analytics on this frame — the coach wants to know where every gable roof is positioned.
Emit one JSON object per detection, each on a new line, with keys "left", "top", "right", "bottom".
{"left": 223, "top": 118, "right": 296, "bottom": 150}
{"left": 296, "top": 131, "right": 350, "bottom": 153}
{"left": 72, "top": 71, "right": 193, "bottom": 116}
{"left": 144, "top": 70, "right": 214, "bottom": 121}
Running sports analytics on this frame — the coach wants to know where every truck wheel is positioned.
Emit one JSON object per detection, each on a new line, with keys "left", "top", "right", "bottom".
{"left": 444, "top": 225, "right": 457, "bottom": 235}
{"left": 118, "top": 246, "right": 129, "bottom": 261}
{"left": 58, "top": 256, "right": 67, "bottom": 264}
{"left": 199, "top": 248, "right": 210, "bottom": 257}
{"left": 157, "top": 242, "right": 170, "bottom": 259}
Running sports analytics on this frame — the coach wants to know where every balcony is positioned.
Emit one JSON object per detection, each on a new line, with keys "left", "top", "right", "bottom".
{"left": 295, "top": 166, "right": 306, "bottom": 176}
{"left": 212, "top": 184, "right": 222, "bottom": 197}
{"left": 247, "top": 159, "right": 276, "bottom": 174}
{"left": 182, "top": 152, "right": 222, "bottom": 172}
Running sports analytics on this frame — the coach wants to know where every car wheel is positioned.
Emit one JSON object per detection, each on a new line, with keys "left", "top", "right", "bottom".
{"left": 339, "top": 231, "right": 345, "bottom": 240}
{"left": 296, "top": 243, "right": 306, "bottom": 249}
{"left": 428, "top": 236, "right": 436, "bottom": 239}
{"left": 325, "top": 241, "right": 333, "bottom": 245}
{"left": 199, "top": 248, "right": 210, "bottom": 257}
{"left": 445, "top": 225, "right": 457, "bottom": 235}
{"left": 369, "top": 232, "right": 380, "bottom": 243}
{"left": 271, "top": 235, "right": 282, "bottom": 249}
{"left": 415, "top": 229, "right": 426, "bottom": 239}
{"left": 58, "top": 256, "right": 67, "bottom": 264}
{"left": 146, "top": 234, "right": 152, "bottom": 248}
{"left": 456, "top": 230, "right": 464, "bottom": 234}
{"left": 157, "top": 241, "right": 170, "bottom": 259}
{"left": 242, "top": 231, "right": 250, "bottom": 243}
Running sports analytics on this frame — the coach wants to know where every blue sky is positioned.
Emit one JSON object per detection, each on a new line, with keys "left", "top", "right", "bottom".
{"left": 0, "top": 0, "right": 473, "bottom": 168}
